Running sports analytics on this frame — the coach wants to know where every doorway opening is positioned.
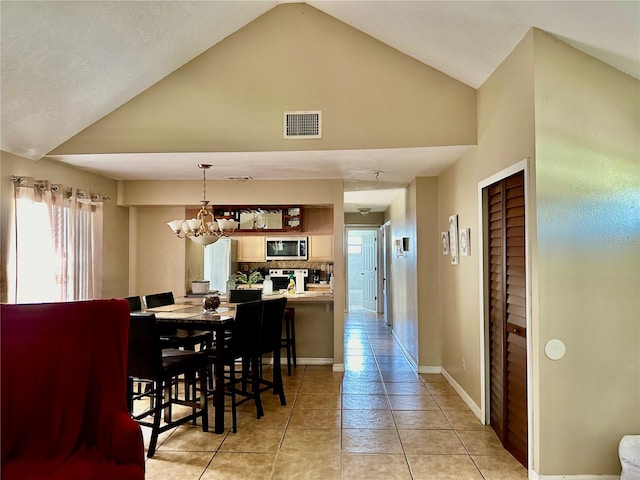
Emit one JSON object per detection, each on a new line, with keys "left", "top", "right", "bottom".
{"left": 346, "top": 228, "right": 378, "bottom": 312}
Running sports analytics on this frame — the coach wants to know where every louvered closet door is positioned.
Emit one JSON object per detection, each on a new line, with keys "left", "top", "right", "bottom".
{"left": 487, "top": 171, "right": 527, "bottom": 467}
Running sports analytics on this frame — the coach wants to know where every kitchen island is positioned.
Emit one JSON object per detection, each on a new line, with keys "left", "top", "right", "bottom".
{"left": 181, "top": 291, "right": 335, "bottom": 365}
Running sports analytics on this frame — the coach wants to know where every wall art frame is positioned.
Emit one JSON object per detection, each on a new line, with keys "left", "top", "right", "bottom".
{"left": 460, "top": 228, "right": 470, "bottom": 256}
{"left": 449, "top": 214, "right": 459, "bottom": 264}
{"left": 441, "top": 231, "right": 450, "bottom": 255}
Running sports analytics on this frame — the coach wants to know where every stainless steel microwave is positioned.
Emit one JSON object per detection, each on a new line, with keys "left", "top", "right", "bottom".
{"left": 265, "top": 237, "right": 308, "bottom": 261}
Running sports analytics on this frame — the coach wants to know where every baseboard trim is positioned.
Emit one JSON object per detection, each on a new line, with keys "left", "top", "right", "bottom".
{"left": 297, "top": 357, "right": 334, "bottom": 366}
{"left": 440, "top": 367, "right": 483, "bottom": 421}
{"left": 417, "top": 365, "right": 443, "bottom": 374}
{"left": 332, "top": 363, "right": 345, "bottom": 372}
{"left": 531, "top": 471, "right": 620, "bottom": 480}
{"left": 262, "top": 357, "right": 334, "bottom": 366}
{"left": 390, "top": 330, "right": 419, "bottom": 370}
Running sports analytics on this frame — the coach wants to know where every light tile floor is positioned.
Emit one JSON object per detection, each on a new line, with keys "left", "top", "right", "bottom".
{"left": 140, "top": 308, "right": 528, "bottom": 479}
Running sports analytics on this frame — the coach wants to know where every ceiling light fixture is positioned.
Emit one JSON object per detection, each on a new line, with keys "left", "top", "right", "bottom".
{"left": 166, "top": 164, "right": 237, "bottom": 246}
{"left": 358, "top": 207, "right": 372, "bottom": 216}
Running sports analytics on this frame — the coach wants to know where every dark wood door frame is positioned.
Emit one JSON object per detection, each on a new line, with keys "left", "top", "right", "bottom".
{"left": 477, "top": 159, "right": 531, "bottom": 472}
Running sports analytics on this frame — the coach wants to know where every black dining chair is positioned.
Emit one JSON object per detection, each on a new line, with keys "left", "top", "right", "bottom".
{"left": 125, "top": 296, "right": 153, "bottom": 396}
{"left": 228, "top": 289, "right": 262, "bottom": 303}
{"left": 143, "top": 291, "right": 175, "bottom": 308}
{"left": 125, "top": 295, "right": 143, "bottom": 312}
{"left": 281, "top": 307, "right": 297, "bottom": 376}
{"left": 127, "top": 313, "right": 209, "bottom": 458}
{"left": 143, "top": 291, "right": 212, "bottom": 352}
{"left": 257, "top": 297, "right": 288, "bottom": 407}
{"left": 203, "top": 300, "right": 264, "bottom": 433}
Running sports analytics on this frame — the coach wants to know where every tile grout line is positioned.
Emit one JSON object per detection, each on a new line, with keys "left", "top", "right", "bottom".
{"left": 366, "top": 312, "right": 416, "bottom": 480}
{"left": 269, "top": 363, "right": 304, "bottom": 480}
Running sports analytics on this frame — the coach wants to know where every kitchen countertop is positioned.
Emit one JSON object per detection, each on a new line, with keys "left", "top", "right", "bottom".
{"left": 268, "top": 291, "right": 333, "bottom": 303}
{"left": 306, "top": 283, "right": 331, "bottom": 291}
{"left": 180, "top": 290, "right": 333, "bottom": 305}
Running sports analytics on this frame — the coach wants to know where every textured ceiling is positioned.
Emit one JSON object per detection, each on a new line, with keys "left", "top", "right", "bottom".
{"left": 2, "top": 1, "right": 638, "bottom": 211}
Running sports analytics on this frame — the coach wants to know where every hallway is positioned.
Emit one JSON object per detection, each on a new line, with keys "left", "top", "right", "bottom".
{"left": 142, "top": 308, "right": 527, "bottom": 479}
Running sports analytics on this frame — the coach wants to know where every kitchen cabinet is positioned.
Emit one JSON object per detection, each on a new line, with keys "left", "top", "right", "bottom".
{"left": 309, "top": 235, "right": 333, "bottom": 261}
{"left": 236, "top": 236, "right": 265, "bottom": 262}
{"left": 302, "top": 207, "right": 333, "bottom": 234}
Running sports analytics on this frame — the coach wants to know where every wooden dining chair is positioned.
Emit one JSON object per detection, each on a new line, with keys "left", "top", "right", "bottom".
{"left": 228, "top": 289, "right": 262, "bottom": 303}
{"left": 203, "top": 300, "right": 264, "bottom": 433}
{"left": 143, "top": 291, "right": 212, "bottom": 352}
{"left": 281, "top": 307, "right": 297, "bottom": 375}
{"left": 143, "top": 292, "right": 175, "bottom": 309}
{"left": 127, "top": 313, "right": 209, "bottom": 457}
{"left": 125, "top": 295, "right": 143, "bottom": 312}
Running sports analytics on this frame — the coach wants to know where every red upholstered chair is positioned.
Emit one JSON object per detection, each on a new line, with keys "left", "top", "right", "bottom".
{"left": 1, "top": 299, "right": 145, "bottom": 480}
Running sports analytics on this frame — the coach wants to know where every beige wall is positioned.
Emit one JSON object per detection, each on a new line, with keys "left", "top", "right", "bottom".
{"left": 344, "top": 212, "right": 384, "bottom": 226}
{"left": 0, "top": 152, "right": 130, "bottom": 302}
{"left": 436, "top": 28, "right": 639, "bottom": 476}
{"left": 121, "top": 177, "right": 346, "bottom": 365}
{"left": 415, "top": 177, "right": 441, "bottom": 368}
{"left": 438, "top": 31, "right": 536, "bottom": 410}
{"left": 51, "top": 3, "right": 476, "bottom": 156}
{"left": 533, "top": 29, "right": 640, "bottom": 475}
{"left": 387, "top": 181, "right": 419, "bottom": 363}
{"left": 133, "top": 206, "right": 187, "bottom": 298}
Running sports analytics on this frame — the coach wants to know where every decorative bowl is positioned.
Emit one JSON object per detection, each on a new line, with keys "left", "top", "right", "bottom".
{"left": 203, "top": 294, "right": 220, "bottom": 312}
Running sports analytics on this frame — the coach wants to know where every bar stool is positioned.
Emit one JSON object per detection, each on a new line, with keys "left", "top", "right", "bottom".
{"left": 281, "top": 307, "right": 297, "bottom": 376}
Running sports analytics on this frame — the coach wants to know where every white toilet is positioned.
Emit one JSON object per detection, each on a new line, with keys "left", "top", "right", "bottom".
{"left": 620, "top": 435, "right": 640, "bottom": 480}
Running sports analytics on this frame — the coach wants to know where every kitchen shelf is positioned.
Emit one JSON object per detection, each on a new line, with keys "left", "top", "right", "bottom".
{"left": 283, "top": 207, "right": 302, "bottom": 231}
{"left": 213, "top": 205, "right": 302, "bottom": 232}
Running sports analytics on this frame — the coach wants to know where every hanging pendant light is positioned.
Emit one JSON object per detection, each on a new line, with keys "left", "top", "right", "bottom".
{"left": 166, "top": 164, "right": 237, "bottom": 246}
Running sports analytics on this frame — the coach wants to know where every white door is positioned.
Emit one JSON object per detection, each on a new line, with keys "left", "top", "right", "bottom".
{"left": 362, "top": 230, "right": 377, "bottom": 311}
{"left": 382, "top": 222, "right": 392, "bottom": 326}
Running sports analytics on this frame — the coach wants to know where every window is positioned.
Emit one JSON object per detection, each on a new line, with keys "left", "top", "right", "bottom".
{"left": 13, "top": 198, "right": 59, "bottom": 303}
{"left": 11, "top": 181, "right": 103, "bottom": 303}
{"left": 348, "top": 235, "right": 362, "bottom": 255}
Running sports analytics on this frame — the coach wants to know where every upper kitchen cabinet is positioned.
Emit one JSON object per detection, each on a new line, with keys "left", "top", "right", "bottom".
{"left": 309, "top": 235, "right": 333, "bottom": 261}
{"left": 302, "top": 206, "right": 333, "bottom": 234}
{"left": 236, "top": 235, "right": 265, "bottom": 262}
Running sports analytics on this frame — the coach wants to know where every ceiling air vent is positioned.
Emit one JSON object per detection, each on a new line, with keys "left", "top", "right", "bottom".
{"left": 283, "top": 111, "right": 321, "bottom": 139}
{"left": 225, "top": 176, "right": 253, "bottom": 181}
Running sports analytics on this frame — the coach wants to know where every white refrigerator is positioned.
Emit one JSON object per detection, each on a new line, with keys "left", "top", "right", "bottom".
{"left": 203, "top": 238, "right": 237, "bottom": 294}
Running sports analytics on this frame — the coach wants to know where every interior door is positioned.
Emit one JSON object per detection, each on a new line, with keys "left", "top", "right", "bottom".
{"left": 486, "top": 170, "right": 527, "bottom": 467}
{"left": 362, "top": 230, "right": 377, "bottom": 311}
{"left": 381, "top": 223, "right": 391, "bottom": 325}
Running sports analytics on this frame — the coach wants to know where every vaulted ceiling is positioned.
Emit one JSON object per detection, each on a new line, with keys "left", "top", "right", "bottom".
{"left": 2, "top": 1, "right": 638, "bottom": 211}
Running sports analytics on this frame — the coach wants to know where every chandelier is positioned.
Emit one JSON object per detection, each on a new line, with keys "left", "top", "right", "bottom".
{"left": 166, "top": 164, "right": 237, "bottom": 246}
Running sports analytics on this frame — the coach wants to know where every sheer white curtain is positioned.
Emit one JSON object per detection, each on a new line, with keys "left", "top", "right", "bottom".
{"left": 12, "top": 178, "right": 104, "bottom": 303}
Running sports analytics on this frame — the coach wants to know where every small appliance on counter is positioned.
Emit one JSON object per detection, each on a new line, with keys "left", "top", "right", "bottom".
{"left": 312, "top": 269, "right": 321, "bottom": 283}
{"left": 325, "top": 263, "right": 334, "bottom": 283}
{"left": 191, "top": 280, "right": 210, "bottom": 294}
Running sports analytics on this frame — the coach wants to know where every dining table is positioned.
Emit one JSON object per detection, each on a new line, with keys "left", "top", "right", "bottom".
{"left": 142, "top": 302, "right": 234, "bottom": 434}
